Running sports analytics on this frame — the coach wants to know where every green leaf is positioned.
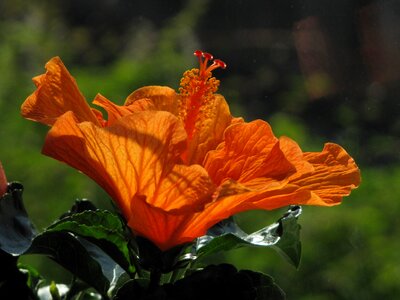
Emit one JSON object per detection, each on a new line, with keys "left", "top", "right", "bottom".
{"left": 108, "top": 271, "right": 132, "bottom": 298}
{"left": 114, "top": 279, "right": 152, "bottom": 300}
{"left": 239, "top": 270, "right": 285, "bottom": 300}
{"left": 172, "top": 264, "right": 284, "bottom": 300}
{"left": 272, "top": 208, "right": 302, "bottom": 268}
{"left": 26, "top": 231, "right": 110, "bottom": 297}
{"left": 46, "top": 210, "right": 135, "bottom": 275}
{"left": 0, "top": 249, "right": 35, "bottom": 300}
{"left": 194, "top": 206, "right": 302, "bottom": 268}
{"left": 0, "top": 182, "right": 36, "bottom": 256}
{"left": 17, "top": 263, "right": 43, "bottom": 291}
{"left": 62, "top": 277, "right": 104, "bottom": 300}
{"left": 113, "top": 265, "right": 285, "bottom": 299}
{"left": 135, "top": 236, "right": 190, "bottom": 273}
{"left": 78, "top": 237, "right": 126, "bottom": 294}
{"left": 60, "top": 199, "right": 98, "bottom": 218}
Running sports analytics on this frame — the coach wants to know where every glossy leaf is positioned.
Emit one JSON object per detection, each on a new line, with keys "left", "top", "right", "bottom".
{"left": 63, "top": 278, "right": 96, "bottom": 300}
{"left": 26, "top": 231, "right": 110, "bottom": 296}
{"left": 194, "top": 206, "right": 302, "bottom": 268}
{"left": 46, "top": 210, "right": 135, "bottom": 274}
{"left": 135, "top": 236, "right": 189, "bottom": 273}
{"left": 239, "top": 270, "right": 285, "bottom": 300}
{"left": 114, "top": 279, "right": 152, "bottom": 300}
{"left": 17, "top": 263, "right": 42, "bottom": 292}
{"left": 272, "top": 206, "right": 302, "bottom": 268}
{"left": 0, "top": 249, "right": 35, "bottom": 300}
{"left": 108, "top": 272, "right": 132, "bottom": 299}
{"left": 60, "top": 199, "right": 98, "bottom": 218}
{"left": 114, "top": 264, "right": 284, "bottom": 300}
{"left": 78, "top": 237, "right": 126, "bottom": 294}
{"left": 0, "top": 182, "right": 36, "bottom": 256}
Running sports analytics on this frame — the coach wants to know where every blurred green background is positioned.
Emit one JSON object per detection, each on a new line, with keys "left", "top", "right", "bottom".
{"left": 1, "top": 0, "right": 399, "bottom": 299}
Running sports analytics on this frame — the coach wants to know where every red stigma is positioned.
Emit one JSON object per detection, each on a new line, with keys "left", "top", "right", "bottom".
{"left": 194, "top": 50, "right": 203, "bottom": 58}
{"left": 202, "top": 52, "right": 213, "bottom": 61}
{"left": 213, "top": 59, "right": 227, "bottom": 69}
{"left": 193, "top": 50, "right": 227, "bottom": 76}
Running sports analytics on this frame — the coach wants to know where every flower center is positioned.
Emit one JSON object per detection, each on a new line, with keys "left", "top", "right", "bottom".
{"left": 178, "top": 50, "right": 226, "bottom": 139}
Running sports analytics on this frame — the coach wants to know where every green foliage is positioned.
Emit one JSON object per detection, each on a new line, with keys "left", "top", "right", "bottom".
{"left": 195, "top": 206, "right": 302, "bottom": 268}
{"left": 114, "top": 264, "right": 285, "bottom": 300}
{"left": 1, "top": 184, "right": 291, "bottom": 299}
{"left": 47, "top": 210, "right": 135, "bottom": 275}
{"left": 0, "top": 183, "right": 36, "bottom": 256}
{"left": 272, "top": 208, "right": 302, "bottom": 268}
{"left": 0, "top": 191, "right": 125, "bottom": 297}
{"left": 220, "top": 166, "right": 400, "bottom": 299}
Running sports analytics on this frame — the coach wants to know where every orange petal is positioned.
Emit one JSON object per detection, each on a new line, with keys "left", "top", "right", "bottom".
{"left": 179, "top": 143, "right": 360, "bottom": 239}
{"left": 145, "top": 164, "right": 215, "bottom": 212}
{"left": 183, "top": 94, "right": 233, "bottom": 165}
{"left": 204, "top": 120, "right": 295, "bottom": 186}
{"left": 93, "top": 94, "right": 155, "bottom": 126}
{"left": 128, "top": 196, "right": 193, "bottom": 251}
{"left": 127, "top": 165, "right": 215, "bottom": 250}
{"left": 178, "top": 183, "right": 304, "bottom": 241}
{"left": 223, "top": 143, "right": 360, "bottom": 210}
{"left": 42, "top": 110, "right": 196, "bottom": 218}
{"left": 279, "top": 136, "right": 315, "bottom": 174}
{"left": 21, "top": 57, "right": 99, "bottom": 126}
{"left": 125, "top": 86, "right": 179, "bottom": 115}
{"left": 127, "top": 87, "right": 233, "bottom": 165}
{"left": 289, "top": 143, "right": 361, "bottom": 205}
{"left": 90, "top": 108, "right": 107, "bottom": 127}
{"left": 180, "top": 165, "right": 353, "bottom": 240}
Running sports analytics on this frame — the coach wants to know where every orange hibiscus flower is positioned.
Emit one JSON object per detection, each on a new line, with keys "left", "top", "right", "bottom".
{"left": 21, "top": 51, "right": 360, "bottom": 251}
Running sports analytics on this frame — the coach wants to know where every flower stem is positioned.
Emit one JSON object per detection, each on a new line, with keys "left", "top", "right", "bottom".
{"left": 149, "top": 269, "right": 162, "bottom": 290}
{"left": 169, "top": 268, "right": 181, "bottom": 283}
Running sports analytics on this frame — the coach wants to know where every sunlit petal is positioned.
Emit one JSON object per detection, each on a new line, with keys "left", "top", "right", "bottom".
{"left": 128, "top": 196, "right": 192, "bottom": 251}
{"left": 125, "top": 85, "right": 179, "bottom": 115}
{"left": 93, "top": 94, "right": 155, "bottom": 126}
{"left": 183, "top": 94, "right": 232, "bottom": 165}
{"left": 146, "top": 164, "right": 215, "bottom": 212}
{"left": 179, "top": 182, "right": 302, "bottom": 240}
{"left": 204, "top": 120, "right": 295, "bottom": 185}
{"left": 127, "top": 86, "right": 233, "bottom": 165}
{"left": 42, "top": 110, "right": 199, "bottom": 218}
{"left": 289, "top": 143, "right": 361, "bottom": 205}
{"left": 21, "top": 57, "right": 99, "bottom": 126}
{"left": 179, "top": 142, "right": 360, "bottom": 239}
{"left": 279, "top": 136, "right": 315, "bottom": 174}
